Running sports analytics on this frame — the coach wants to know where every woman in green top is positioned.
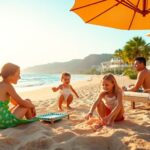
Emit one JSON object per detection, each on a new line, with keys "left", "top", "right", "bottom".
{"left": 0, "top": 63, "right": 38, "bottom": 129}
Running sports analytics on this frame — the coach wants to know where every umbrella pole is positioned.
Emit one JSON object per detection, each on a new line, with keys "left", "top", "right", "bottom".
{"left": 143, "top": 0, "right": 148, "bottom": 16}
{"left": 128, "top": 0, "right": 140, "bottom": 30}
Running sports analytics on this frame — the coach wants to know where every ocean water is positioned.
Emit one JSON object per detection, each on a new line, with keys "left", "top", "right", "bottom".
{"left": 14, "top": 73, "right": 90, "bottom": 92}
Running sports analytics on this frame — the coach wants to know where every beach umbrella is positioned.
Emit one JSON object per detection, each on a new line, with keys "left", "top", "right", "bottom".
{"left": 70, "top": 0, "right": 150, "bottom": 30}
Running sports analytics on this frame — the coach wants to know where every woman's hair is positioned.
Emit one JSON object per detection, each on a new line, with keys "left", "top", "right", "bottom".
{"left": 61, "top": 72, "right": 71, "bottom": 81}
{"left": 102, "top": 74, "right": 122, "bottom": 94}
{"left": 0, "top": 63, "right": 20, "bottom": 79}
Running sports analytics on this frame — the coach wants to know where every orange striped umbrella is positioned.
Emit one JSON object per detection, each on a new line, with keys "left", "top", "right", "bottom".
{"left": 70, "top": 0, "right": 150, "bottom": 30}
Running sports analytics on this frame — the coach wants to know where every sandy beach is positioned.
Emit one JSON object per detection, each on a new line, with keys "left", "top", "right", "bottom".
{"left": 0, "top": 75, "right": 150, "bottom": 150}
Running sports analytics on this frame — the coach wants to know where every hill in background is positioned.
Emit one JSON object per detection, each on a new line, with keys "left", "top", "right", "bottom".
{"left": 23, "top": 54, "right": 113, "bottom": 74}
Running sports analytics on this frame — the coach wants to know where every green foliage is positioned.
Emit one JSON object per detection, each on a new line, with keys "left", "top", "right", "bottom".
{"left": 86, "top": 68, "right": 100, "bottom": 75}
{"left": 101, "top": 68, "right": 124, "bottom": 75}
{"left": 114, "top": 36, "right": 150, "bottom": 64}
{"left": 123, "top": 68, "right": 137, "bottom": 79}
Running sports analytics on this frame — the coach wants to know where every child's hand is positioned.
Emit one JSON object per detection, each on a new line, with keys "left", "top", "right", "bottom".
{"left": 85, "top": 112, "right": 93, "bottom": 120}
{"left": 122, "top": 86, "right": 127, "bottom": 91}
{"left": 26, "top": 99, "right": 36, "bottom": 117}
{"left": 52, "top": 87, "right": 57, "bottom": 92}
{"left": 59, "top": 85, "right": 63, "bottom": 90}
{"left": 25, "top": 99, "right": 35, "bottom": 108}
{"left": 102, "top": 116, "right": 112, "bottom": 125}
{"left": 32, "top": 107, "right": 36, "bottom": 117}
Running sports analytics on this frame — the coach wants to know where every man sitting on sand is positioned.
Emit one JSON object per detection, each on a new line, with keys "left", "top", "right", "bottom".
{"left": 123, "top": 57, "right": 150, "bottom": 93}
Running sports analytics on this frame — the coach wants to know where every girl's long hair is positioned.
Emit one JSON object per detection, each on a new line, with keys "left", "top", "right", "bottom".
{"left": 102, "top": 74, "right": 122, "bottom": 95}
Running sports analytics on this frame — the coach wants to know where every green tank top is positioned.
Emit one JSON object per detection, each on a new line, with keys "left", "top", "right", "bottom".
{"left": 0, "top": 100, "right": 38, "bottom": 129}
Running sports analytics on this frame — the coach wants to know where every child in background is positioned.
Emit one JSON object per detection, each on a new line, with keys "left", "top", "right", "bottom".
{"left": 0, "top": 63, "right": 37, "bottom": 129}
{"left": 85, "top": 74, "right": 124, "bottom": 128}
{"left": 52, "top": 72, "right": 79, "bottom": 111}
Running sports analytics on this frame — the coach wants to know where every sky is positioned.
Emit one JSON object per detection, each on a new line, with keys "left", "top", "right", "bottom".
{"left": 0, "top": 0, "right": 150, "bottom": 69}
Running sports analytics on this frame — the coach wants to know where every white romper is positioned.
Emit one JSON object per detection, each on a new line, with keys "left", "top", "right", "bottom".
{"left": 102, "top": 95, "right": 118, "bottom": 110}
{"left": 60, "top": 87, "right": 72, "bottom": 101}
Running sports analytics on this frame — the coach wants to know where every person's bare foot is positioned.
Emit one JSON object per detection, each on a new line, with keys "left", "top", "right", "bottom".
{"left": 58, "top": 107, "right": 63, "bottom": 111}
{"left": 67, "top": 106, "right": 73, "bottom": 110}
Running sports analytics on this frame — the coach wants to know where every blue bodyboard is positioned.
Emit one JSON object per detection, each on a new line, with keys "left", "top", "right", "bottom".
{"left": 37, "top": 112, "right": 69, "bottom": 123}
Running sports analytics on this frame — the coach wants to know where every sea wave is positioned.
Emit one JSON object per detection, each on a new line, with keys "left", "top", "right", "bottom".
{"left": 14, "top": 73, "right": 89, "bottom": 91}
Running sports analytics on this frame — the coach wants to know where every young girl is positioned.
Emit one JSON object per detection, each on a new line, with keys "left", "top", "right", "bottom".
{"left": 85, "top": 74, "right": 124, "bottom": 128}
{"left": 0, "top": 63, "right": 38, "bottom": 129}
{"left": 52, "top": 72, "right": 79, "bottom": 111}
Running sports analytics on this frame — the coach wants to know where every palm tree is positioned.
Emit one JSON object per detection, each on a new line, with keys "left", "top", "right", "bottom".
{"left": 114, "top": 49, "right": 123, "bottom": 59}
{"left": 114, "top": 49, "right": 129, "bottom": 63}
{"left": 123, "top": 36, "right": 150, "bottom": 64}
{"left": 142, "top": 43, "right": 150, "bottom": 60}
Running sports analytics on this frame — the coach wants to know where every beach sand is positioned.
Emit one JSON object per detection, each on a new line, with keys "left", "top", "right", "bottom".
{"left": 0, "top": 75, "right": 150, "bottom": 150}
